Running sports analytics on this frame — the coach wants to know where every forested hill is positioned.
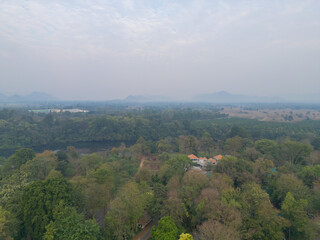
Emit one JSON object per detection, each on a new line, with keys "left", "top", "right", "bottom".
{"left": 0, "top": 108, "right": 320, "bottom": 157}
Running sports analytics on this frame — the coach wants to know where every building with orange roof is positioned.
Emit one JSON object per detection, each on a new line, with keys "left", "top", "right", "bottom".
{"left": 188, "top": 154, "right": 198, "bottom": 160}
{"left": 214, "top": 155, "right": 223, "bottom": 160}
{"left": 208, "top": 158, "right": 217, "bottom": 165}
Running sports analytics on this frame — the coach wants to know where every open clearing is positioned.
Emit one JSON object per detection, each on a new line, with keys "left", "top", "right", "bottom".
{"left": 221, "top": 107, "right": 320, "bottom": 122}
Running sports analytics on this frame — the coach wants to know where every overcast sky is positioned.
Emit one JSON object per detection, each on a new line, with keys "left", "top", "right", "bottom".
{"left": 0, "top": 0, "right": 319, "bottom": 100}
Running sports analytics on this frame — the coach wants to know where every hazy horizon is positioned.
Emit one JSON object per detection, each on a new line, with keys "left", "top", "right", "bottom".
{"left": 1, "top": 0, "right": 319, "bottom": 101}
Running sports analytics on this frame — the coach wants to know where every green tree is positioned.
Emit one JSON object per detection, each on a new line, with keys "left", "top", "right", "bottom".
{"left": 269, "top": 174, "right": 310, "bottom": 208}
{"left": 20, "top": 156, "right": 57, "bottom": 180}
{"left": 311, "top": 137, "right": 320, "bottom": 150}
{"left": 180, "top": 170, "right": 208, "bottom": 229}
{"left": 161, "top": 197, "right": 186, "bottom": 228}
{"left": 181, "top": 170, "right": 208, "bottom": 201}
{"left": 105, "top": 182, "right": 149, "bottom": 240}
{"left": 0, "top": 206, "right": 14, "bottom": 240}
{"left": 19, "top": 176, "right": 78, "bottom": 239}
{"left": 80, "top": 153, "right": 103, "bottom": 176}
{"left": 85, "top": 163, "right": 114, "bottom": 215}
{"left": 158, "top": 155, "right": 192, "bottom": 184}
{"left": 151, "top": 216, "right": 180, "bottom": 240}
{"left": 279, "top": 141, "right": 312, "bottom": 166}
{"left": 148, "top": 183, "right": 167, "bottom": 219}
{"left": 1, "top": 148, "right": 35, "bottom": 175}
{"left": 281, "top": 192, "right": 308, "bottom": 240}
{"left": 255, "top": 139, "right": 278, "bottom": 159}
{"left": 130, "top": 137, "right": 151, "bottom": 158}
{"left": 229, "top": 125, "right": 248, "bottom": 138}
{"left": 157, "top": 139, "right": 171, "bottom": 153}
{"left": 253, "top": 158, "right": 274, "bottom": 185}
{"left": 224, "top": 137, "right": 252, "bottom": 155}
{"left": 199, "top": 132, "right": 214, "bottom": 154}
{"left": 240, "top": 183, "right": 286, "bottom": 240}
{"left": 297, "top": 165, "right": 320, "bottom": 188}
{"left": 179, "top": 233, "right": 193, "bottom": 240}
{"left": 56, "top": 150, "right": 68, "bottom": 162}
{"left": 43, "top": 204, "right": 101, "bottom": 240}
{"left": 214, "top": 157, "right": 255, "bottom": 187}
{"left": 179, "top": 136, "right": 197, "bottom": 154}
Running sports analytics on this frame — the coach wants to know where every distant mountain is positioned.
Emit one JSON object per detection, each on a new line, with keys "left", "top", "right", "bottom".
{"left": 23, "top": 92, "right": 59, "bottom": 102}
{"left": 1, "top": 92, "right": 59, "bottom": 103}
{"left": 195, "top": 91, "right": 284, "bottom": 103}
{"left": 123, "top": 95, "right": 171, "bottom": 102}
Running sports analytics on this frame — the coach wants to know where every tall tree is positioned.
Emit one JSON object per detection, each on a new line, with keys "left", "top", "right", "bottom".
{"left": 224, "top": 137, "right": 252, "bottom": 156}
{"left": 19, "top": 177, "right": 78, "bottom": 239}
{"left": 240, "top": 183, "right": 286, "bottom": 240}
{"left": 151, "top": 216, "right": 180, "bottom": 240}
{"left": 279, "top": 141, "right": 312, "bottom": 166}
{"left": 43, "top": 204, "right": 101, "bottom": 240}
{"left": 1, "top": 148, "right": 35, "bottom": 175}
{"left": 281, "top": 192, "right": 308, "bottom": 240}
{"left": 0, "top": 206, "right": 14, "bottom": 240}
{"left": 255, "top": 139, "right": 278, "bottom": 159}
{"left": 199, "top": 132, "right": 214, "bottom": 154}
{"left": 269, "top": 174, "right": 310, "bottom": 208}
{"left": 105, "top": 182, "right": 149, "bottom": 240}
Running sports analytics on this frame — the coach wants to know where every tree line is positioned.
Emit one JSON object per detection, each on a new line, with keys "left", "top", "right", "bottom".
{"left": 0, "top": 108, "right": 320, "bottom": 157}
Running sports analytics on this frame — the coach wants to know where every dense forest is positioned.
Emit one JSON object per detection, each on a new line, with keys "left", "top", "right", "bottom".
{"left": 0, "top": 105, "right": 320, "bottom": 239}
{"left": 0, "top": 106, "right": 320, "bottom": 156}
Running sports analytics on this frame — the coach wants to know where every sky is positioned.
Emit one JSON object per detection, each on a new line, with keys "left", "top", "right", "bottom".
{"left": 0, "top": 0, "right": 319, "bottom": 101}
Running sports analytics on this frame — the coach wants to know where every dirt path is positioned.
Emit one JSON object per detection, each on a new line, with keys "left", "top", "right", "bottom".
{"left": 132, "top": 220, "right": 154, "bottom": 240}
{"left": 138, "top": 157, "right": 146, "bottom": 170}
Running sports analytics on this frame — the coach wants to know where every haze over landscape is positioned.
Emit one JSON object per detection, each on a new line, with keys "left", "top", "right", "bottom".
{"left": 0, "top": 0, "right": 319, "bottom": 101}
{"left": 2, "top": 2, "right": 320, "bottom": 240}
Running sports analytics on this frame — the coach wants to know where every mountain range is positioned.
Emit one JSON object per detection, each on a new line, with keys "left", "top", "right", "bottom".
{"left": 0, "top": 91, "right": 318, "bottom": 103}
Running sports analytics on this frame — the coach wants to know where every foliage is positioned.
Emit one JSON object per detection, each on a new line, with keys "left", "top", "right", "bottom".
{"left": 0, "top": 206, "right": 14, "bottom": 240}
{"left": 148, "top": 182, "right": 167, "bottom": 219}
{"left": 18, "top": 176, "right": 78, "bottom": 239}
{"left": 240, "top": 183, "right": 286, "bottom": 240}
{"left": 0, "top": 107, "right": 319, "bottom": 240}
{"left": 279, "top": 141, "right": 312, "bottom": 165}
{"left": 151, "top": 216, "right": 180, "bottom": 240}
{"left": 281, "top": 192, "right": 308, "bottom": 239}
{"left": 105, "top": 182, "right": 150, "bottom": 240}
{"left": 158, "top": 155, "right": 192, "bottom": 184}
{"left": 297, "top": 165, "right": 320, "bottom": 187}
{"left": 80, "top": 153, "right": 103, "bottom": 176}
{"left": 179, "top": 233, "right": 193, "bottom": 240}
{"left": 1, "top": 148, "right": 35, "bottom": 175}
{"left": 214, "top": 157, "right": 255, "bottom": 187}
{"left": 255, "top": 139, "right": 278, "bottom": 159}
{"left": 269, "top": 174, "right": 310, "bottom": 208}
{"left": 224, "top": 137, "right": 252, "bottom": 155}
{"left": 43, "top": 204, "right": 101, "bottom": 240}
{"left": 196, "top": 220, "right": 240, "bottom": 240}
{"left": 311, "top": 136, "right": 320, "bottom": 150}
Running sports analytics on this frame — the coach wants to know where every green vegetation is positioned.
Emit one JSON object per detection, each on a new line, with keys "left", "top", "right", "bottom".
{"left": 0, "top": 105, "right": 319, "bottom": 239}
